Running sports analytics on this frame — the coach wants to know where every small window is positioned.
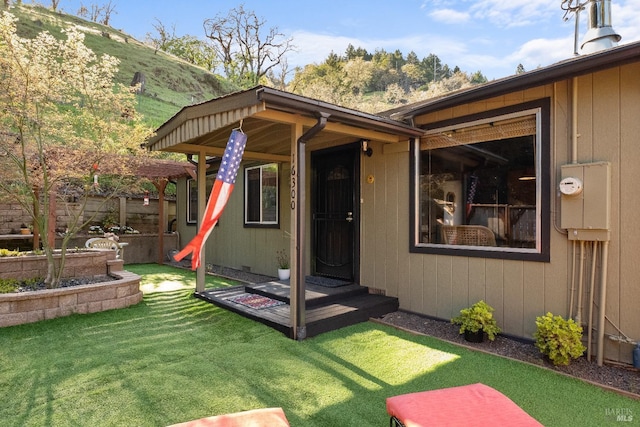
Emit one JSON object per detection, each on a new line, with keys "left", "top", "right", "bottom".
{"left": 186, "top": 175, "right": 214, "bottom": 224}
{"left": 411, "top": 99, "right": 550, "bottom": 261}
{"left": 244, "top": 163, "right": 279, "bottom": 227}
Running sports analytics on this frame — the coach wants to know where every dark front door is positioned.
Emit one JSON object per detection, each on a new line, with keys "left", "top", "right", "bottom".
{"left": 311, "top": 144, "right": 359, "bottom": 281}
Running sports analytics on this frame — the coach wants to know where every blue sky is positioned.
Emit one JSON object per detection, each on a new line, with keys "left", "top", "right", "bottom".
{"left": 54, "top": 0, "right": 640, "bottom": 80}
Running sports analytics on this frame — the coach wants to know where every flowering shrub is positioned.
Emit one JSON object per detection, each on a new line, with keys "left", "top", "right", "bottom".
{"left": 88, "top": 225, "right": 104, "bottom": 235}
{"left": 106, "top": 225, "right": 139, "bottom": 234}
{"left": 88, "top": 225, "right": 139, "bottom": 235}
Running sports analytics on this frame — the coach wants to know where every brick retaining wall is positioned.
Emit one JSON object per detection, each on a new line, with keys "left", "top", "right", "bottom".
{"left": 0, "top": 249, "right": 114, "bottom": 281}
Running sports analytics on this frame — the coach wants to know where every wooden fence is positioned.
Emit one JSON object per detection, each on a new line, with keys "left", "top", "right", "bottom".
{"left": 0, "top": 196, "right": 176, "bottom": 235}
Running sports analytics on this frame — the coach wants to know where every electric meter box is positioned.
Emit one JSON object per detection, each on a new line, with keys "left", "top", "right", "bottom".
{"left": 560, "top": 162, "right": 611, "bottom": 235}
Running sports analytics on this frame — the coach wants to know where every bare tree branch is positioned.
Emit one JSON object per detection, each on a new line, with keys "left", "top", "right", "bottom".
{"left": 203, "top": 4, "right": 294, "bottom": 87}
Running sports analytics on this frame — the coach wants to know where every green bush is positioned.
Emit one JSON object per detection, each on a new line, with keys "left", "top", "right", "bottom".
{"left": 451, "top": 300, "right": 501, "bottom": 341}
{"left": 0, "top": 278, "right": 19, "bottom": 293}
{"left": 0, "top": 277, "right": 43, "bottom": 293}
{"left": 0, "top": 248, "right": 21, "bottom": 257}
{"left": 534, "top": 312, "right": 586, "bottom": 366}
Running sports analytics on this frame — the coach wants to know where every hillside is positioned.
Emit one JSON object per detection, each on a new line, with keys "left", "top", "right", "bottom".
{"left": 10, "top": 4, "right": 237, "bottom": 128}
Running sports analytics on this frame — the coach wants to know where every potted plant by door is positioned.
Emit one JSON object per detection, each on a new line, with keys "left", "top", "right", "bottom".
{"left": 276, "top": 249, "right": 290, "bottom": 280}
{"left": 19, "top": 223, "right": 31, "bottom": 235}
{"left": 451, "top": 300, "right": 501, "bottom": 343}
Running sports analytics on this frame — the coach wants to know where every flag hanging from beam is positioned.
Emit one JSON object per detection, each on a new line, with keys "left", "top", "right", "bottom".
{"left": 173, "top": 129, "right": 247, "bottom": 270}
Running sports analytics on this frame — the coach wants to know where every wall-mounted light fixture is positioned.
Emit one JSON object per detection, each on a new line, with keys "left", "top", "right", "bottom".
{"left": 143, "top": 190, "right": 150, "bottom": 206}
{"left": 361, "top": 139, "right": 373, "bottom": 157}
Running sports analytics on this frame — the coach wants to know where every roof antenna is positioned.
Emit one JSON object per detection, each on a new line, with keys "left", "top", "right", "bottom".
{"left": 561, "top": 0, "right": 589, "bottom": 55}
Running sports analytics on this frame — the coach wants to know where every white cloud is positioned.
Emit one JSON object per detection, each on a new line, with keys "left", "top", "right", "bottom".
{"left": 429, "top": 8, "right": 470, "bottom": 24}
{"left": 469, "top": 0, "right": 561, "bottom": 28}
{"left": 287, "top": 31, "right": 361, "bottom": 67}
{"left": 614, "top": 0, "right": 640, "bottom": 44}
{"left": 507, "top": 36, "right": 575, "bottom": 72}
{"left": 285, "top": 0, "right": 640, "bottom": 81}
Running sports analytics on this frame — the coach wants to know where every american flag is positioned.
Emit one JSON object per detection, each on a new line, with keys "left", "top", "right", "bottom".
{"left": 173, "top": 129, "right": 247, "bottom": 270}
{"left": 466, "top": 174, "right": 478, "bottom": 219}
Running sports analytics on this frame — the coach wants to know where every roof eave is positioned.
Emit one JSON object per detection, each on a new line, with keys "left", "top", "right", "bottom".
{"left": 146, "top": 86, "right": 424, "bottom": 152}
{"left": 255, "top": 87, "right": 423, "bottom": 137}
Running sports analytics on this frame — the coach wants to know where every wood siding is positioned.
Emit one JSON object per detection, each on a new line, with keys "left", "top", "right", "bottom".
{"left": 176, "top": 162, "right": 292, "bottom": 278}
{"left": 363, "top": 63, "right": 640, "bottom": 364}
{"left": 173, "top": 63, "right": 640, "bottom": 364}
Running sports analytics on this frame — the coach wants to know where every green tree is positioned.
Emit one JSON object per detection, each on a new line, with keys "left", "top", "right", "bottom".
{"left": 470, "top": 70, "right": 488, "bottom": 84}
{"left": 401, "top": 62, "right": 425, "bottom": 90}
{"left": 167, "top": 34, "right": 217, "bottom": 71}
{"left": 345, "top": 44, "right": 371, "bottom": 61}
{"left": 145, "top": 19, "right": 217, "bottom": 71}
{"left": 0, "top": 12, "right": 153, "bottom": 286}
{"left": 422, "top": 53, "right": 443, "bottom": 83}
{"left": 343, "top": 57, "right": 374, "bottom": 95}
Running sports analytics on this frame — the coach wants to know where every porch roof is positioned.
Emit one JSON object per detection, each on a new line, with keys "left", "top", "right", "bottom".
{"left": 145, "top": 86, "right": 423, "bottom": 159}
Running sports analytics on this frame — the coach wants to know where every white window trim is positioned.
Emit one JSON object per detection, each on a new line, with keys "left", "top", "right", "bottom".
{"left": 244, "top": 163, "right": 279, "bottom": 226}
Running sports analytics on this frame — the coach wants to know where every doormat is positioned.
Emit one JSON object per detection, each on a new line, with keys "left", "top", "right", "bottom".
{"left": 305, "top": 276, "right": 351, "bottom": 288}
{"left": 228, "top": 294, "right": 286, "bottom": 309}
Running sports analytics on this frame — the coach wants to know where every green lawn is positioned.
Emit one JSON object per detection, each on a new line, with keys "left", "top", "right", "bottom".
{"left": 1, "top": 264, "right": 638, "bottom": 426}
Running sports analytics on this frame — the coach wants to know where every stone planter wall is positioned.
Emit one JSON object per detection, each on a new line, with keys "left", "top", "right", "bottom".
{"left": 0, "top": 251, "right": 142, "bottom": 327}
{"left": 0, "top": 250, "right": 114, "bottom": 281}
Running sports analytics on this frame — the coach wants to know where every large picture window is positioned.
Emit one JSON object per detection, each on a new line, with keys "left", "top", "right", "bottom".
{"left": 245, "top": 163, "right": 279, "bottom": 226}
{"left": 411, "top": 99, "right": 550, "bottom": 261}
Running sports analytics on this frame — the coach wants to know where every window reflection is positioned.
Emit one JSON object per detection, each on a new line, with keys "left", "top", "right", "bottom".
{"left": 417, "top": 109, "right": 541, "bottom": 253}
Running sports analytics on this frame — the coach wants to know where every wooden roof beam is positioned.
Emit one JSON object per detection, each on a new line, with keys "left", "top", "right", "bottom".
{"left": 164, "top": 142, "right": 290, "bottom": 162}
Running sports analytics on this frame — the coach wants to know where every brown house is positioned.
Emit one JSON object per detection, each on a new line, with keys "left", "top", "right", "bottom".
{"left": 147, "top": 37, "right": 640, "bottom": 366}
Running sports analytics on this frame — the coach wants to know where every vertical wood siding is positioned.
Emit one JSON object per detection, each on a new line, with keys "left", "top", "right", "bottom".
{"left": 172, "top": 63, "right": 640, "bottom": 364}
{"left": 363, "top": 63, "right": 639, "bottom": 364}
{"left": 175, "top": 162, "right": 292, "bottom": 277}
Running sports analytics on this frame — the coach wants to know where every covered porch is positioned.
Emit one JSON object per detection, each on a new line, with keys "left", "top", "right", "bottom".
{"left": 146, "top": 86, "right": 423, "bottom": 339}
{"left": 196, "top": 276, "right": 399, "bottom": 339}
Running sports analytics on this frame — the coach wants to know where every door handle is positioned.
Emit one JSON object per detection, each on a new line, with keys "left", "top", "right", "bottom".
{"left": 346, "top": 212, "right": 353, "bottom": 222}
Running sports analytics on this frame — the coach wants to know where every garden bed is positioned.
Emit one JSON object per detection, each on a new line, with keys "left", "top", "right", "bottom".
{"left": 378, "top": 311, "right": 640, "bottom": 399}
{"left": 0, "top": 250, "right": 141, "bottom": 327}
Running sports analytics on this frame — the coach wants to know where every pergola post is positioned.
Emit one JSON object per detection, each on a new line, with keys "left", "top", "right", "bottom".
{"left": 119, "top": 197, "right": 126, "bottom": 227}
{"left": 153, "top": 179, "right": 168, "bottom": 265}
{"left": 195, "top": 150, "right": 207, "bottom": 292}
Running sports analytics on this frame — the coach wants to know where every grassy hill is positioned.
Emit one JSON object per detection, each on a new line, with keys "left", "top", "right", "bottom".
{"left": 10, "top": 3, "right": 237, "bottom": 128}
